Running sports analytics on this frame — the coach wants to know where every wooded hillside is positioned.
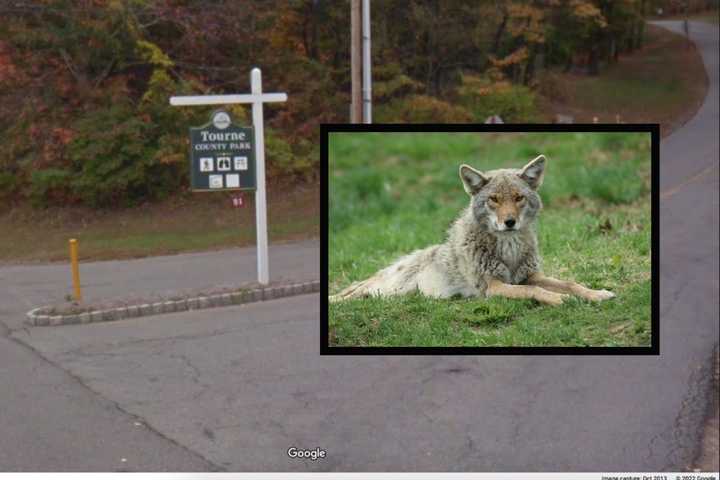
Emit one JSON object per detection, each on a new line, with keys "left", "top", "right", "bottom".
{"left": 0, "top": 0, "right": 713, "bottom": 208}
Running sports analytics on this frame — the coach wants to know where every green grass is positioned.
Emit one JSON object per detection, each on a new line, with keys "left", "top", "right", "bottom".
{"left": 0, "top": 182, "right": 319, "bottom": 263}
{"left": 329, "top": 132, "right": 652, "bottom": 347}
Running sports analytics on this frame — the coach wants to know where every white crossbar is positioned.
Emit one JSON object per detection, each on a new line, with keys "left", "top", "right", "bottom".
{"left": 169, "top": 68, "right": 286, "bottom": 285}
{"left": 170, "top": 93, "right": 287, "bottom": 106}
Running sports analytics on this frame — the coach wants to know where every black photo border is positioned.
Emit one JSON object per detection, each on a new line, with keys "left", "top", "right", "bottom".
{"left": 320, "top": 123, "right": 660, "bottom": 355}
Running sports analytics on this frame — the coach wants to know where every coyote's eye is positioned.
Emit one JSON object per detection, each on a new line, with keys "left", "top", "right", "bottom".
{"left": 488, "top": 196, "right": 498, "bottom": 203}
{"left": 515, "top": 195, "right": 525, "bottom": 203}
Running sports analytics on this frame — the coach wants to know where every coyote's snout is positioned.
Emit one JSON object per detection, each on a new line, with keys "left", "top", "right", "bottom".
{"left": 330, "top": 155, "right": 615, "bottom": 306}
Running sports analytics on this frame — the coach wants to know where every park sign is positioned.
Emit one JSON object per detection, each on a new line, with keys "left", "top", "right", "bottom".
{"left": 189, "top": 110, "right": 256, "bottom": 191}
{"left": 170, "top": 68, "right": 287, "bottom": 285}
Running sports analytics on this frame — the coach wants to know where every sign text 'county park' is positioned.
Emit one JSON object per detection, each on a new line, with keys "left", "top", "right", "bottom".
{"left": 189, "top": 110, "right": 256, "bottom": 192}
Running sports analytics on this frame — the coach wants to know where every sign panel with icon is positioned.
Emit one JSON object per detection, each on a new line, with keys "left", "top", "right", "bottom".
{"left": 188, "top": 110, "right": 256, "bottom": 191}
{"left": 234, "top": 156, "right": 248, "bottom": 170}
{"left": 171, "top": 68, "right": 287, "bottom": 285}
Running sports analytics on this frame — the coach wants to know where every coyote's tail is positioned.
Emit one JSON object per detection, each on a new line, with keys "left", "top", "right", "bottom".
{"left": 329, "top": 247, "right": 435, "bottom": 303}
{"left": 328, "top": 277, "right": 377, "bottom": 303}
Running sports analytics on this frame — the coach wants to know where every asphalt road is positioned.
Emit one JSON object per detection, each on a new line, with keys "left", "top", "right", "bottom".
{"left": 1, "top": 21, "right": 718, "bottom": 472}
{"left": 0, "top": 241, "right": 318, "bottom": 471}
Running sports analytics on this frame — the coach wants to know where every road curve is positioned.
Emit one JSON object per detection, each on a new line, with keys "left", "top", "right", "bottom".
{"left": 310, "top": 21, "right": 718, "bottom": 471}
{"left": 2, "top": 22, "right": 717, "bottom": 472}
{"left": 292, "top": 21, "right": 717, "bottom": 472}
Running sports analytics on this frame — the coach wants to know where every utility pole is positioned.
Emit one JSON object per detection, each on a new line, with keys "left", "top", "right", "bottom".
{"left": 361, "top": 0, "right": 372, "bottom": 123}
{"left": 350, "top": 0, "right": 362, "bottom": 123}
{"left": 683, "top": 0, "right": 690, "bottom": 49}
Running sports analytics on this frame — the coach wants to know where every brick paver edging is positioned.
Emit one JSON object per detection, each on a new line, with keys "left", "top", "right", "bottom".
{"left": 26, "top": 280, "right": 320, "bottom": 327}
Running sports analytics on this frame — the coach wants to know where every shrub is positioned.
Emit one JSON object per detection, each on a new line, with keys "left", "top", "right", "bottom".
{"left": 457, "top": 74, "right": 538, "bottom": 122}
{"left": 66, "top": 103, "right": 184, "bottom": 207}
{"left": 29, "top": 168, "right": 72, "bottom": 207}
{"left": 375, "top": 95, "right": 473, "bottom": 123}
{"left": 373, "top": 63, "right": 424, "bottom": 101}
{"left": 0, "top": 170, "right": 22, "bottom": 201}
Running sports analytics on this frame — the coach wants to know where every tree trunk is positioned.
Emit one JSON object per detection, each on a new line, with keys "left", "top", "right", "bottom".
{"left": 491, "top": 10, "right": 508, "bottom": 55}
{"left": 588, "top": 45, "right": 599, "bottom": 75}
{"left": 637, "top": 0, "right": 646, "bottom": 48}
{"left": 635, "top": 19, "right": 645, "bottom": 49}
{"left": 302, "top": 2, "right": 319, "bottom": 60}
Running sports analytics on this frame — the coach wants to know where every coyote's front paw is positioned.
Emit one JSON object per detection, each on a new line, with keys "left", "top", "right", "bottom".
{"left": 537, "top": 291, "right": 570, "bottom": 306}
{"left": 586, "top": 289, "right": 616, "bottom": 302}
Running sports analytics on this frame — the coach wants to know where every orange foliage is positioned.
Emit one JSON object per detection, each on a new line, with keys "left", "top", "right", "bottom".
{"left": 52, "top": 127, "right": 75, "bottom": 146}
{"left": 489, "top": 47, "right": 529, "bottom": 68}
{"left": 0, "top": 42, "right": 23, "bottom": 86}
{"left": 569, "top": 0, "right": 608, "bottom": 27}
{"left": 507, "top": 3, "right": 546, "bottom": 44}
{"left": 269, "top": 7, "right": 308, "bottom": 56}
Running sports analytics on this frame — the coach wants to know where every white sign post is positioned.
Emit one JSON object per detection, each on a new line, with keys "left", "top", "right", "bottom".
{"left": 170, "top": 68, "right": 287, "bottom": 285}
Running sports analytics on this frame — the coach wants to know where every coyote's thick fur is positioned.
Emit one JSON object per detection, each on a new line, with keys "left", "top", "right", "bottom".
{"left": 330, "top": 155, "right": 615, "bottom": 306}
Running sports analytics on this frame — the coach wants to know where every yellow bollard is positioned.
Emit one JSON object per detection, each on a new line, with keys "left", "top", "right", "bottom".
{"left": 69, "top": 239, "right": 82, "bottom": 302}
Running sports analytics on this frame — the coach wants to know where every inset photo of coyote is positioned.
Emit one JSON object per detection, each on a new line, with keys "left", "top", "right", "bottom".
{"left": 328, "top": 132, "right": 653, "bottom": 348}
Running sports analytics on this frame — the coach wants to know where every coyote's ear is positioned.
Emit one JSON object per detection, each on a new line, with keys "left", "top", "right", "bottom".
{"left": 459, "top": 164, "right": 489, "bottom": 196}
{"left": 519, "top": 155, "right": 546, "bottom": 190}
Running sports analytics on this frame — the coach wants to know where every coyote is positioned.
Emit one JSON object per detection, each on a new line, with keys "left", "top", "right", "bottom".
{"left": 330, "top": 155, "right": 615, "bottom": 306}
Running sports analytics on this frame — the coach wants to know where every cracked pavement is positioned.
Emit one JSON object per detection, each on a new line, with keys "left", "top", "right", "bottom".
{"left": 1, "top": 21, "right": 718, "bottom": 472}
{"left": 0, "top": 240, "right": 318, "bottom": 471}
